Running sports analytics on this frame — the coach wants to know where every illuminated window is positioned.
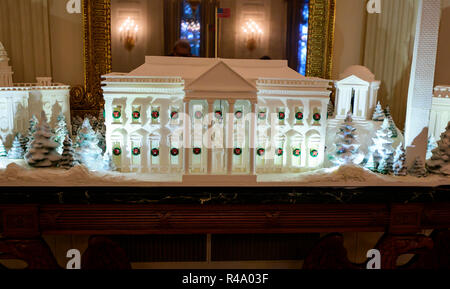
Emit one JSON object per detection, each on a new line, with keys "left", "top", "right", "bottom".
{"left": 181, "top": 0, "right": 201, "bottom": 56}
{"left": 298, "top": 0, "right": 309, "bottom": 75}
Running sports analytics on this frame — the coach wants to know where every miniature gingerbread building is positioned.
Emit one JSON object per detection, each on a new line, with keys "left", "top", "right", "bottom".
{"left": 0, "top": 42, "right": 71, "bottom": 147}
{"left": 334, "top": 66, "right": 380, "bottom": 120}
{"left": 102, "top": 56, "right": 332, "bottom": 177}
{"left": 429, "top": 85, "right": 450, "bottom": 140}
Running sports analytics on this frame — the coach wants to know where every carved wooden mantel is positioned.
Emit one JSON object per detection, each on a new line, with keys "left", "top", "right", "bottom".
{"left": 0, "top": 200, "right": 449, "bottom": 269}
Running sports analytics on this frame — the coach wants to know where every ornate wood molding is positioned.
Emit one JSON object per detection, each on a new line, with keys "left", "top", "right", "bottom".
{"left": 0, "top": 239, "right": 60, "bottom": 269}
{"left": 70, "top": 0, "right": 112, "bottom": 119}
{"left": 306, "top": 0, "right": 336, "bottom": 79}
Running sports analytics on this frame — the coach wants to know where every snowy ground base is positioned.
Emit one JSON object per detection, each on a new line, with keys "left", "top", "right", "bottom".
{"left": 0, "top": 160, "right": 449, "bottom": 187}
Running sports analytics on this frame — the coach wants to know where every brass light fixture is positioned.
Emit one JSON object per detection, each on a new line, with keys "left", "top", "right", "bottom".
{"left": 119, "top": 17, "right": 139, "bottom": 51}
{"left": 242, "top": 19, "right": 263, "bottom": 51}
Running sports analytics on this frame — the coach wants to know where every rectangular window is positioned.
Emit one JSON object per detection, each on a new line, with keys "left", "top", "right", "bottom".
{"left": 294, "top": 107, "right": 304, "bottom": 125}
{"left": 112, "top": 105, "right": 122, "bottom": 124}
{"left": 277, "top": 107, "right": 286, "bottom": 125}
{"left": 257, "top": 107, "right": 267, "bottom": 125}
{"left": 170, "top": 106, "right": 180, "bottom": 125}
{"left": 131, "top": 105, "right": 141, "bottom": 124}
{"left": 151, "top": 106, "right": 160, "bottom": 125}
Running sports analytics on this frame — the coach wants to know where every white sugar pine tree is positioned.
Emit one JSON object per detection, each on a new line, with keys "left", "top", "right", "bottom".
{"left": 25, "top": 112, "right": 62, "bottom": 167}
{"left": 74, "top": 118, "right": 104, "bottom": 171}
{"left": 372, "top": 101, "right": 385, "bottom": 121}
{"left": 103, "top": 152, "right": 116, "bottom": 171}
{"left": 95, "top": 109, "right": 106, "bottom": 153}
{"left": 384, "top": 106, "right": 398, "bottom": 138}
{"left": 367, "top": 118, "right": 395, "bottom": 173}
{"left": 332, "top": 112, "right": 364, "bottom": 166}
{"left": 327, "top": 101, "right": 334, "bottom": 118}
{"left": 426, "top": 121, "right": 450, "bottom": 176}
{"left": 0, "top": 138, "right": 7, "bottom": 157}
{"left": 26, "top": 115, "right": 39, "bottom": 151}
{"left": 59, "top": 135, "right": 79, "bottom": 169}
{"left": 19, "top": 134, "right": 28, "bottom": 153}
{"left": 392, "top": 143, "right": 407, "bottom": 176}
{"left": 364, "top": 153, "right": 377, "bottom": 171}
{"left": 426, "top": 136, "right": 438, "bottom": 160}
{"left": 7, "top": 135, "right": 25, "bottom": 159}
{"left": 409, "top": 156, "right": 427, "bottom": 178}
{"left": 54, "top": 113, "right": 69, "bottom": 154}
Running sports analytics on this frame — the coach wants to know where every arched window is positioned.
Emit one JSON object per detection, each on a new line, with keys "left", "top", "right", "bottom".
{"left": 298, "top": 0, "right": 309, "bottom": 75}
{"left": 181, "top": 0, "right": 201, "bottom": 56}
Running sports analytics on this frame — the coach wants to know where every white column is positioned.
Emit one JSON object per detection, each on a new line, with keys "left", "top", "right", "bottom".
{"left": 184, "top": 101, "right": 191, "bottom": 174}
{"left": 207, "top": 99, "right": 214, "bottom": 174}
{"left": 249, "top": 102, "right": 256, "bottom": 175}
{"left": 227, "top": 100, "right": 235, "bottom": 175}
{"left": 404, "top": 0, "right": 440, "bottom": 167}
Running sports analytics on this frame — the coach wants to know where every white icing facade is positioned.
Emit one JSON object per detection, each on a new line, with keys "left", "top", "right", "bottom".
{"left": 334, "top": 66, "right": 380, "bottom": 120}
{"left": 429, "top": 85, "right": 450, "bottom": 140}
{"left": 102, "top": 56, "right": 331, "bottom": 176}
{"left": 0, "top": 42, "right": 71, "bottom": 147}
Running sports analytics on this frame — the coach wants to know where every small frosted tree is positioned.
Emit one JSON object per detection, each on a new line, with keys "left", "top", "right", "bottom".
{"left": 384, "top": 106, "right": 398, "bottom": 138}
{"left": 364, "top": 153, "right": 377, "bottom": 171}
{"left": 26, "top": 115, "right": 39, "bottom": 151}
{"left": 0, "top": 138, "right": 7, "bottom": 157}
{"left": 367, "top": 118, "right": 395, "bottom": 173}
{"left": 378, "top": 152, "right": 394, "bottom": 175}
{"left": 426, "top": 121, "right": 450, "bottom": 176}
{"left": 95, "top": 109, "right": 106, "bottom": 153}
{"left": 392, "top": 143, "right": 407, "bottom": 176}
{"left": 426, "top": 136, "right": 438, "bottom": 160}
{"left": 103, "top": 152, "right": 116, "bottom": 171}
{"left": 8, "top": 135, "right": 25, "bottom": 159}
{"left": 372, "top": 101, "right": 385, "bottom": 121}
{"left": 332, "top": 112, "right": 364, "bottom": 166}
{"left": 59, "top": 135, "right": 79, "bottom": 169}
{"left": 54, "top": 113, "right": 69, "bottom": 154}
{"left": 19, "top": 134, "right": 28, "bottom": 153}
{"left": 25, "top": 112, "right": 61, "bottom": 167}
{"left": 71, "top": 115, "right": 84, "bottom": 136}
{"left": 409, "top": 156, "right": 427, "bottom": 178}
{"left": 75, "top": 118, "right": 104, "bottom": 171}
{"left": 327, "top": 101, "right": 334, "bottom": 118}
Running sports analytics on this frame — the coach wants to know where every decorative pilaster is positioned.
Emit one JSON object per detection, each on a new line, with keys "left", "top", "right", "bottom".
{"left": 249, "top": 102, "right": 256, "bottom": 175}
{"left": 184, "top": 101, "right": 191, "bottom": 174}
{"left": 207, "top": 100, "right": 214, "bottom": 175}
{"left": 227, "top": 100, "right": 236, "bottom": 175}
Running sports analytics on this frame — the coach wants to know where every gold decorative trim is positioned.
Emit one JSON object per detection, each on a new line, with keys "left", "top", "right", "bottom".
{"left": 70, "top": 0, "right": 112, "bottom": 118}
{"left": 306, "top": 0, "right": 336, "bottom": 80}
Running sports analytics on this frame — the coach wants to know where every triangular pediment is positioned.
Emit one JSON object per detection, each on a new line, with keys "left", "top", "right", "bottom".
{"left": 336, "top": 75, "right": 369, "bottom": 86}
{"left": 185, "top": 61, "right": 257, "bottom": 92}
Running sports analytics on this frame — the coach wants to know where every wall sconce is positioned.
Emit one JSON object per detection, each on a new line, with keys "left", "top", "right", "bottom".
{"left": 119, "top": 17, "right": 139, "bottom": 51}
{"left": 242, "top": 19, "right": 263, "bottom": 51}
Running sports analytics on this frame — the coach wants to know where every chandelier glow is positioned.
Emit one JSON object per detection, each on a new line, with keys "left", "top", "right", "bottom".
{"left": 242, "top": 19, "right": 263, "bottom": 51}
{"left": 119, "top": 17, "right": 139, "bottom": 51}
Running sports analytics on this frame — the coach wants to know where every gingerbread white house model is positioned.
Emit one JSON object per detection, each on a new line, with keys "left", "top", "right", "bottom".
{"left": 102, "top": 56, "right": 332, "bottom": 179}
{"left": 429, "top": 85, "right": 450, "bottom": 141}
{"left": 0, "top": 42, "right": 71, "bottom": 147}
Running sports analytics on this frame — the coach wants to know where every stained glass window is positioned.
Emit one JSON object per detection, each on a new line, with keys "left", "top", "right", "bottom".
{"left": 298, "top": 0, "right": 309, "bottom": 75}
{"left": 180, "top": 0, "right": 201, "bottom": 56}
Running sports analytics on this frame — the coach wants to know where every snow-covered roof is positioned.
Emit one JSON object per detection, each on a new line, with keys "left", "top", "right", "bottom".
{"left": 126, "top": 56, "right": 308, "bottom": 87}
{"left": 339, "top": 65, "right": 377, "bottom": 83}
